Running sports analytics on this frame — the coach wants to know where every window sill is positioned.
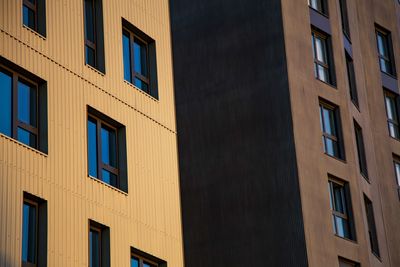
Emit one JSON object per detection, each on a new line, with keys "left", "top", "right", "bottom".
{"left": 22, "top": 24, "right": 46, "bottom": 40}
{"left": 88, "top": 175, "right": 128, "bottom": 196}
{"left": 324, "top": 152, "right": 346, "bottom": 164}
{"left": 308, "top": 6, "right": 329, "bottom": 18}
{"left": 123, "top": 80, "right": 159, "bottom": 102}
{"left": 85, "top": 64, "right": 105, "bottom": 76}
{"left": 381, "top": 70, "right": 397, "bottom": 80}
{"left": 316, "top": 77, "right": 337, "bottom": 89}
{"left": 0, "top": 133, "right": 47, "bottom": 157}
{"left": 334, "top": 234, "right": 357, "bottom": 244}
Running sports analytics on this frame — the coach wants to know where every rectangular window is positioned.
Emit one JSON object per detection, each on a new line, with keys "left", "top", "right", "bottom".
{"left": 339, "top": 0, "right": 350, "bottom": 38}
{"left": 319, "top": 101, "right": 345, "bottom": 159}
{"left": 384, "top": 90, "right": 400, "bottom": 139}
{"left": 328, "top": 178, "right": 355, "bottom": 240}
{"left": 131, "top": 247, "right": 166, "bottom": 267}
{"left": 89, "top": 220, "right": 110, "bottom": 267}
{"left": 84, "top": 0, "right": 105, "bottom": 73}
{"left": 122, "top": 19, "right": 159, "bottom": 99}
{"left": 87, "top": 107, "right": 127, "bottom": 192}
{"left": 364, "top": 195, "right": 380, "bottom": 257}
{"left": 0, "top": 60, "right": 48, "bottom": 153}
{"left": 393, "top": 155, "right": 400, "bottom": 199}
{"left": 308, "top": 0, "right": 328, "bottom": 16}
{"left": 346, "top": 53, "right": 358, "bottom": 107}
{"left": 22, "top": 0, "right": 46, "bottom": 36}
{"left": 312, "top": 29, "right": 335, "bottom": 85}
{"left": 376, "top": 26, "right": 396, "bottom": 76}
{"left": 354, "top": 121, "right": 368, "bottom": 179}
{"left": 339, "top": 257, "right": 359, "bottom": 267}
{"left": 22, "top": 192, "right": 47, "bottom": 267}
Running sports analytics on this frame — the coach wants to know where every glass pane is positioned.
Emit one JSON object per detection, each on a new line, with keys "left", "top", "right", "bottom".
{"left": 377, "top": 33, "right": 388, "bottom": 57}
{"left": 315, "top": 37, "right": 327, "bottom": 63}
{"left": 89, "top": 230, "right": 100, "bottom": 267}
{"left": 131, "top": 257, "right": 139, "bottom": 267}
{"left": 18, "top": 127, "right": 37, "bottom": 148}
{"left": 309, "top": 0, "right": 322, "bottom": 12}
{"left": 134, "top": 39, "right": 148, "bottom": 76}
{"left": 88, "top": 118, "right": 98, "bottom": 177}
{"left": 23, "top": 5, "right": 35, "bottom": 29}
{"left": 134, "top": 78, "right": 149, "bottom": 93}
{"left": 395, "top": 162, "right": 400, "bottom": 186}
{"left": 322, "top": 108, "right": 336, "bottom": 135}
{"left": 22, "top": 203, "right": 36, "bottom": 263}
{"left": 102, "top": 169, "right": 117, "bottom": 187}
{"left": 101, "top": 125, "right": 117, "bottom": 167}
{"left": 335, "top": 216, "right": 350, "bottom": 238}
{"left": 385, "top": 96, "right": 396, "bottom": 121}
{"left": 84, "top": 0, "right": 95, "bottom": 43}
{"left": 317, "top": 64, "right": 328, "bottom": 82}
{"left": 333, "top": 183, "right": 345, "bottom": 213}
{"left": 86, "top": 46, "right": 96, "bottom": 67}
{"left": 123, "top": 32, "right": 132, "bottom": 82}
{"left": 324, "top": 138, "right": 338, "bottom": 157}
{"left": 380, "top": 58, "right": 388, "bottom": 73}
{"left": 143, "top": 263, "right": 152, "bottom": 267}
{"left": 389, "top": 122, "right": 399, "bottom": 139}
{"left": 0, "top": 71, "right": 12, "bottom": 137}
{"left": 18, "top": 81, "right": 37, "bottom": 127}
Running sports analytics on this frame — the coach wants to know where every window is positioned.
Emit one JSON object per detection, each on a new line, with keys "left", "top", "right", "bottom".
{"left": 0, "top": 59, "right": 48, "bottom": 153}
{"left": 328, "top": 178, "right": 355, "bottom": 240}
{"left": 22, "top": 192, "right": 47, "bottom": 267}
{"left": 84, "top": 0, "right": 105, "bottom": 72}
{"left": 376, "top": 27, "right": 396, "bottom": 76}
{"left": 22, "top": 0, "right": 46, "bottom": 36}
{"left": 354, "top": 121, "right": 368, "bottom": 179}
{"left": 312, "top": 29, "right": 335, "bottom": 85}
{"left": 339, "top": 258, "right": 359, "bottom": 267}
{"left": 339, "top": 0, "right": 350, "bottom": 38}
{"left": 87, "top": 107, "right": 128, "bottom": 192}
{"left": 122, "top": 19, "right": 159, "bottom": 99}
{"left": 346, "top": 53, "right": 358, "bottom": 106}
{"left": 308, "top": 0, "right": 328, "bottom": 15}
{"left": 131, "top": 247, "right": 166, "bottom": 267}
{"left": 384, "top": 90, "right": 399, "bottom": 139}
{"left": 89, "top": 220, "right": 110, "bottom": 267}
{"left": 393, "top": 156, "right": 400, "bottom": 199}
{"left": 364, "top": 195, "right": 380, "bottom": 257}
{"left": 319, "top": 101, "right": 345, "bottom": 159}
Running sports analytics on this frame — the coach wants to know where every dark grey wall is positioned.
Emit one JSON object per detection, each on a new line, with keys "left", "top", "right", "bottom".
{"left": 170, "top": 0, "right": 308, "bottom": 266}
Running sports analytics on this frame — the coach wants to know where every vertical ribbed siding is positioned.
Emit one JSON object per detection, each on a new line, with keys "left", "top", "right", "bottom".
{"left": 0, "top": 0, "right": 183, "bottom": 266}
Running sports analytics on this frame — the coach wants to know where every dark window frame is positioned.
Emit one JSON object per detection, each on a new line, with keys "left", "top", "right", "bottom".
{"left": 364, "top": 195, "right": 380, "bottom": 258}
{"left": 319, "top": 100, "right": 345, "bottom": 160}
{"left": 0, "top": 64, "right": 40, "bottom": 150}
{"left": 22, "top": 198, "right": 38, "bottom": 267}
{"left": 131, "top": 247, "right": 166, "bottom": 267}
{"left": 312, "top": 29, "right": 336, "bottom": 85}
{"left": 375, "top": 26, "right": 396, "bottom": 77}
{"left": 354, "top": 120, "right": 368, "bottom": 179}
{"left": 383, "top": 90, "right": 400, "bottom": 140}
{"left": 339, "top": 0, "right": 350, "bottom": 39}
{"left": 88, "top": 220, "right": 110, "bottom": 267}
{"left": 339, "top": 257, "right": 360, "bottom": 267}
{"left": 22, "top": 0, "right": 46, "bottom": 37}
{"left": 23, "top": 0, "right": 38, "bottom": 31}
{"left": 346, "top": 53, "right": 358, "bottom": 107}
{"left": 392, "top": 155, "right": 400, "bottom": 200}
{"left": 308, "top": 0, "right": 329, "bottom": 16}
{"left": 328, "top": 177, "right": 356, "bottom": 241}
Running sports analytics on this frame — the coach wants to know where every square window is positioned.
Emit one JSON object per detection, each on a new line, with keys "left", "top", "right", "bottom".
{"left": 0, "top": 59, "right": 48, "bottom": 153}
{"left": 87, "top": 107, "right": 128, "bottom": 192}
{"left": 122, "top": 19, "right": 159, "bottom": 99}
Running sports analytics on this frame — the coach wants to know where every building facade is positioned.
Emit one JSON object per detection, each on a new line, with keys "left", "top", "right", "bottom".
{"left": 171, "top": 0, "right": 400, "bottom": 266}
{"left": 0, "top": 0, "right": 183, "bottom": 266}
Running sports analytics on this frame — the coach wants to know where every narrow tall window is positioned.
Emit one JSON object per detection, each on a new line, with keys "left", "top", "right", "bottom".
{"left": 376, "top": 27, "right": 396, "bottom": 76}
{"left": 312, "top": 30, "right": 335, "bottom": 85}
{"left": 22, "top": 192, "right": 47, "bottom": 267}
{"left": 328, "top": 178, "right": 355, "bottom": 240}
{"left": 0, "top": 61, "right": 48, "bottom": 153}
{"left": 84, "top": 0, "right": 105, "bottom": 72}
{"left": 87, "top": 107, "right": 128, "bottom": 192}
{"left": 308, "top": 0, "right": 328, "bottom": 15}
{"left": 393, "top": 156, "right": 400, "bottom": 199}
{"left": 319, "top": 101, "right": 344, "bottom": 159}
{"left": 384, "top": 90, "right": 400, "bottom": 139}
{"left": 339, "top": 0, "right": 350, "bottom": 38}
{"left": 364, "top": 195, "right": 380, "bottom": 257}
{"left": 346, "top": 53, "right": 358, "bottom": 106}
{"left": 89, "top": 220, "right": 110, "bottom": 267}
{"left": 22, "top": 0, "right": 46, "bottom": 36}
{"left": 122, "top": 19, "right": 159, "bottom": 99}
{"left": 131, "top": 247, "right": 166, "bottom": 267}
{"left": 354, "top": 121, "right": 368, "bottom": 179}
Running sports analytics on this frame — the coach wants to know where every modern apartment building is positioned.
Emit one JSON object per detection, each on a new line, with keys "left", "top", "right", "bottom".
{"left": 0, "top": 0, "right": 183, "bottom": 266}
{"left": 171, "top": 0, "right": 400, "bottom": 266}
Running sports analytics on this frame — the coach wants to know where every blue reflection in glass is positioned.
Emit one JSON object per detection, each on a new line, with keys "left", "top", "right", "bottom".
{"left": 0, "top": 71, "right": 12, "bottom": 136}
{"left": 102, "top": 169, "right": 117, "bottom": 187}
{"left": 134, "top": 39, "right": 147, "bottom": 76}
{"left": 89, "top": 230, "right": 100, "bottom": 267}
{"left": 143, "top": 263, "right": 151, "bottom": 267}
{"left": 22, "top": 203, "right": 36, "bottom": 263}
{"left": 88, "top": 118, "right": 98, "bottom": 177}
{"left": 123, "top": 32, "right": 131, "bottom": 82}
{"left": 131, "top": 258, "right": 139, "bottom": 267}
{"left": 84, "top": 0, "right": 95, "bottom": 43}
{"left": 23, "top": 5, "right": 35, "bottom": 29}
{"left": 18, "top": 81, "right": 37, "bottom": 126}
{"left": 18, "top": 128, "right": 36, "bottom": 148}
{"left": 101, "top": 126, "right": 116, "bottom": 167}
